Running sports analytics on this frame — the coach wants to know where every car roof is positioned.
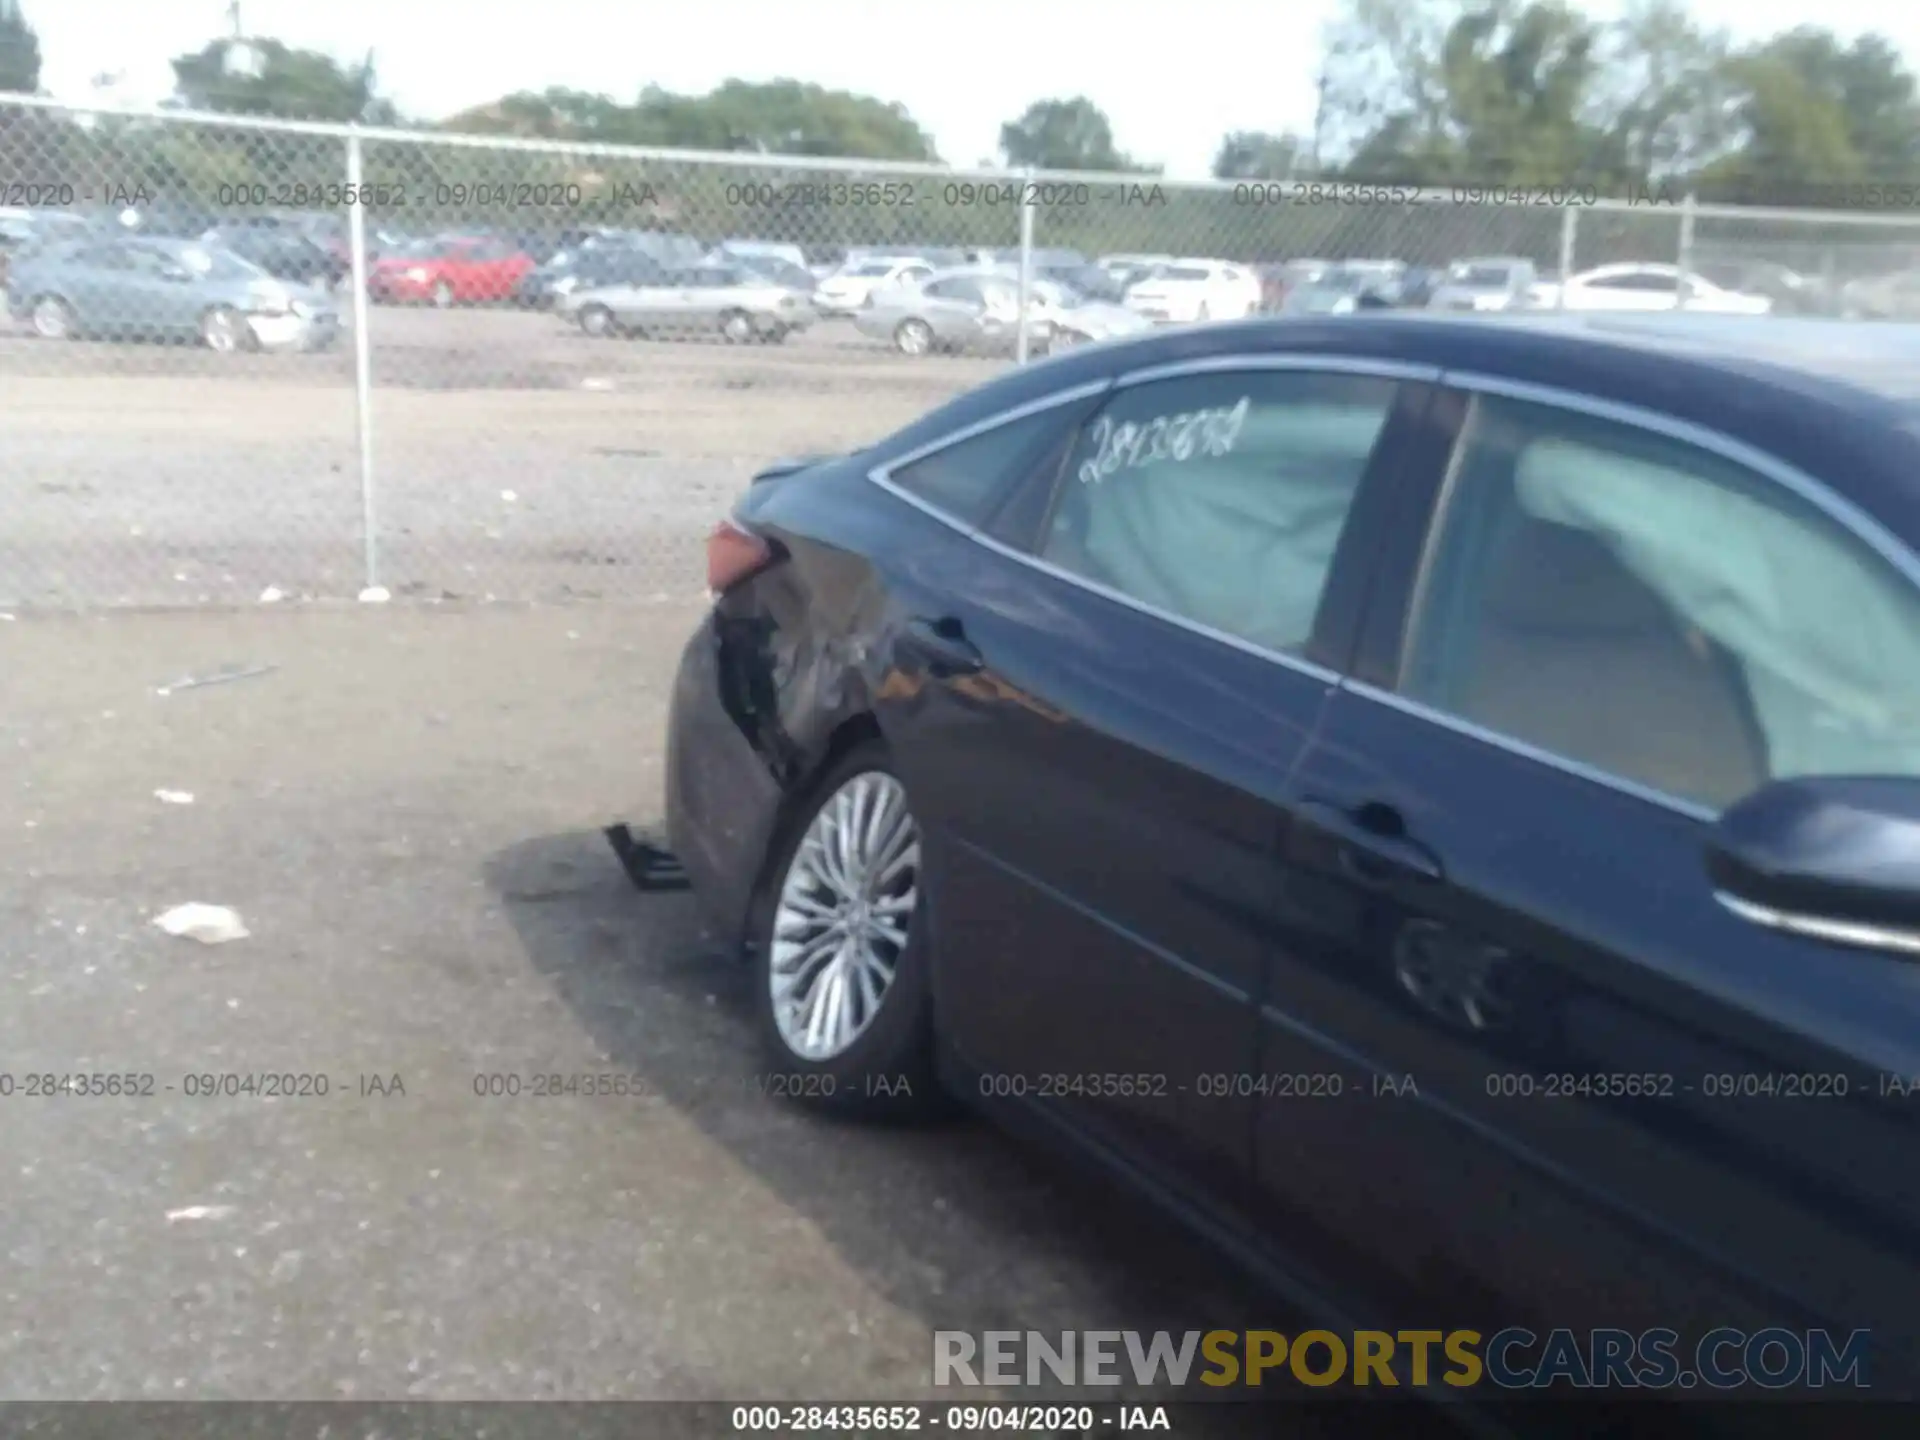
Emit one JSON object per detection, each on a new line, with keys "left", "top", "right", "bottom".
{"left": 873, "top": 313, "right": 1920, "bottom": 539}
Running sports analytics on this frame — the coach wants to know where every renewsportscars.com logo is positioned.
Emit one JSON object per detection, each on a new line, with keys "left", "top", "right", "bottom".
{"left": 932, "top": 1328, "right": 1872, "bottom": 1391}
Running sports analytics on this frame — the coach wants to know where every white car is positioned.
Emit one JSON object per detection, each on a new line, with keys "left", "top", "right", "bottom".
{"left": 1530, "top": 263, "right": 1773, "bottom": 315}
{"left": 1121, "top": 259, "right": 1263, "bottom": 324}
{"left": 811, "top": 256, "right": 937, "bottom": 316}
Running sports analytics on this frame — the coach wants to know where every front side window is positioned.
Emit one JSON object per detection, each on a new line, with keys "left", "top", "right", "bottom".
{"left": 1036, "top": 371, "right": 1397, "bottom": 655}
{"left": 884, "top": 405, "right": 1081, "bottom": 528}
{"left": 1399, "top": 394, "right": 1920, "bottom": 811}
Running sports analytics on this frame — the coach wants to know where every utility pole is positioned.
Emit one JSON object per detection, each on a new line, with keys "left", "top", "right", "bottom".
{"left": 228, "top": 1, "right": 242, "bottom": 38}
{"left": 1309, "top": 66, "right": 1329, "bottom": 176}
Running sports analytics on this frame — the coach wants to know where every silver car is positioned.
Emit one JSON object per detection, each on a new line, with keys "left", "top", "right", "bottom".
{"left": 6, "top": 235, "right": 338, "bottom": 352}
{"left": 853, "top": 270, "right": 1051, "bottom": 356}
{"left": 558, "top": 262, "right": 814, "bottom": 342}
{"left": 1428, "top": 256, "right": 1538, "bottom": 312}
{"left": 1024, "top": 277, "right": 1152, "bottom": 349}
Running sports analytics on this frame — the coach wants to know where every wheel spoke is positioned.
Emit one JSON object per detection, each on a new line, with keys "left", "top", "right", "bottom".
{"left": 875, "top": 840, "right": 919, "bottom": 889}
{"left": 769, "top": 771, "right": 920, "bottom": 1062}
{"left": 771, "top": 928, "right": 841, "bottom": 990}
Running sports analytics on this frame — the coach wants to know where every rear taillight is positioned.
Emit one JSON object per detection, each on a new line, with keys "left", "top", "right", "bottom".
{"left": 706, "top": 516, "right": 775, "bottom": 594}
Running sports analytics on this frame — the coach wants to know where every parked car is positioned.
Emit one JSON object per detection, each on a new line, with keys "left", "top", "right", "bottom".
{"left": 1096, "top": 252, "right": 1175, "bottom": 285}
{"left": 527, "top": 245, "right": 672, "bottom": 308}
{"left": 1427, "top": 257, "right": 1539, "bottom": 312}
{"left": 6, "top": 234, "right": 338, "bottom": 352}
{"left": 812, "top": 256, "right": 939, "bottom": 317}
{"left": 1280, "top": 268, "right": 1395, "bottom": 315}
{"left": 1695, "top": 260, "right": 1834, "bottom": 317}
{"left": 1837, "top": 268, "right": 1920, "bottom": 322}
{"left": 715, "top": 239, "right": 810, "bottom": 272}
{"left": 0, "top": 208, "right": 93, "bottom": 283}
{"left": 1529, "top": 262, "right": 1773, "bottom": 314}
{"left": 367, "top": 235, "right": 535, "bottom": 306}
{"left": 557, "top": 262, "right": 814, "bottom": 342}
{"left": 517, "top": 230, "right": 706, "bottom": 307}
{"left": 715, "top": 251, "right": 819, "bottom": 295}
{"left": 1026, "top": 277, "right": 1152, "bottom": 349}
{"left": 658, "top": 311, "right": 1920, "bottom": 1422}
{"left": 1395, "top": 266, "right": 1441, "bottom": 308}
{"left": 1122, "top": 259, "right": 1263, "bottom": 323}
{"left": 853, "top": 269, "right": 1051, "bottom": 356}
{"left": 202, "top": 224, "right": 347, "bottom": 290}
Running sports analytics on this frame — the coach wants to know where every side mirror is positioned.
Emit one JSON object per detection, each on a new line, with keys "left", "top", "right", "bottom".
{"left": 1705, "top": 777, "right": 1920, "bottom": 956}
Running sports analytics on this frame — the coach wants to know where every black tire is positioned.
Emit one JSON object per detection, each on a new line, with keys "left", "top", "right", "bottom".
{"left": 894, "top": 317, "right": 933, "bottom": 356}
{"left": 28, "top": 295, "right": 77, "bottom": 340}
{"left": 750, "top": 744, "right": 947, "bottom": 1120}
{"left": 578, "top": 303, "right": 617, "bottom": 337}
{"left": 719, "top": 308, "right": 755, "bottom": 344}
{"left": 200, "top": 305, "right": 257, "bottom": 354}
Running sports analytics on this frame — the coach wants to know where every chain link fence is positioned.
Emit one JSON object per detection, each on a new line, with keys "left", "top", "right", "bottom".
{"left": 6, "top": 95, "right": 1920, "bottom": 608}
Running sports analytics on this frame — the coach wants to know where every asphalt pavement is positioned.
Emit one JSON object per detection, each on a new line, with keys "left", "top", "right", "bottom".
{"left": 0, "top": 603, "right": 1280, "bottom": 1404}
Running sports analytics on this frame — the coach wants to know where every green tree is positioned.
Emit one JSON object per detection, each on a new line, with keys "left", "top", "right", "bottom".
{"left": 170, "top": 38, "right": 398, "bottom": 123}
{"left": 0, "top": 0, "right": 41, "bottom": 93}
{"left": 448, "top": 80, "right": 937, "bottom": 161}
{"left": 1744, "top": 28, "right": 1920, "bottom": 178}
{"left": 1212, "top": 131, "right": 1309, "bottom": 180}
{"left": 998, "top": 97, "right": 1145, "bottom": 171}
{"left": 1588, "top": 0, "right": 1731, "bottom": 181}
{"left": 1697, "top": 50, "right": 1863, "bottom": 195}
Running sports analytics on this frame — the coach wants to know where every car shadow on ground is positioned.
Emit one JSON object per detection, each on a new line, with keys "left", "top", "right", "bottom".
{"left": 482, "top": 829, "right": 1289, "bottom": 1384}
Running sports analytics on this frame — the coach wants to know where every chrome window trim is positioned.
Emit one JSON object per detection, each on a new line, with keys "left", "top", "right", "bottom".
{"left": 1119, "top": 353, "right": 1443, "bottom": 387}
{"left": 862, "top": 354, "right": 1438, "bottom": 685}
{"left": 1343, "top": 678, "right": 1719, "bottom": 824}
{"left": 1714, "top": 890, "right": 1920, "bottom": 958}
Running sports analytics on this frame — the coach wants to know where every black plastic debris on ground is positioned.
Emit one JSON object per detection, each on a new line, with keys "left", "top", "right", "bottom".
{"left": 604, "top": 823, "right": 690, "bottom": 891}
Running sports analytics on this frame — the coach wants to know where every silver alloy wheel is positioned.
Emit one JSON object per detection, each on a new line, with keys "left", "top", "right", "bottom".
{"left": 895, "top": 318, "right": 931, "bottom": 355}
{"left": 201, "top": 307, "right": 242, "bottom": 353}
{"left": 31, "top": 297, "right": 73, "bottom": 339}
{"left": 580, "top": 304, "right": 613, "bottom": 336}
{"left": 721, "top": 310, "right": 754, "bottom": 343}
{"left": 769, "top": 771, "right": 920, "bottom": 1062}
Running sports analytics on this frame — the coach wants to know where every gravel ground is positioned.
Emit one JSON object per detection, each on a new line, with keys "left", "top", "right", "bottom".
{"left": 0, "top": 603, "right": 1294, "bottom": 1411}
{"left": 0, "top": 309, "right": 1005, "bottom": 609}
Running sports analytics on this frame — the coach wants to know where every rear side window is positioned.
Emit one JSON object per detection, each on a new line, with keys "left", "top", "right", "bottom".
{"left": 1037, "top": 371, "right": 1397, "bottom": 655}
{"left": 883, "top": 405, "right": 1081, "bottom": 529}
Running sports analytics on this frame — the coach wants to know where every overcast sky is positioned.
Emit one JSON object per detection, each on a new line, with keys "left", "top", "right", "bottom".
{"left": 24, "top": 0, "right": 1920, "bottom": 179}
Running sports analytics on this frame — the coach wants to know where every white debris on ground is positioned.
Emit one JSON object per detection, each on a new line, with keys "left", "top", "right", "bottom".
{"left": 357, "top": 586, "right": 391, "bottom": 604}
{"left": 258, "top": 586, "right": 286, "bottom": 604}
{"left": 153, "top": 789, "right": 195, "bottom": 805}
{"left": 152, "top": 904, "right": 249, "bottom": 944}
{"left": 500, "top": 490, "right": 517, "bottom": 502}
{"left": 165, "top": 1205, "right": 237, "bottom": 1223}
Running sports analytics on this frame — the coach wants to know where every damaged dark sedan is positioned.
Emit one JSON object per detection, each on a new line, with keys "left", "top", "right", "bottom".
{"left": 657, "top": 311, "right": 1920, "bottom": 1411}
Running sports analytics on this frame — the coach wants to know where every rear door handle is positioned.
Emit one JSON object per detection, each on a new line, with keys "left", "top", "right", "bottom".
{"left": 901, "top": 616, "right": 984, "bottom": 678}
{"left": 1298, "top": 798, "right": 1444, "bottom": 885}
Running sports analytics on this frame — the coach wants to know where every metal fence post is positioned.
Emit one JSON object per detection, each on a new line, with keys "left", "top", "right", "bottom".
{"left": 1015, "top": 167, "right": 1036, "bottom": 365}
{"left": 1676, "top": 191, "right": 1697, "bottom": 310}
{"left": 1556, "top": 207, "right": 1577, "bottom": 310}
{"left": 345, "top": 126, "right": 379, "bottom": 591}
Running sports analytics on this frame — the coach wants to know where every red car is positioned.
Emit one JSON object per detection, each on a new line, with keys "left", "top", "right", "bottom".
{"left": 367, "top": 235, "right": 534, "bottom": 306}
